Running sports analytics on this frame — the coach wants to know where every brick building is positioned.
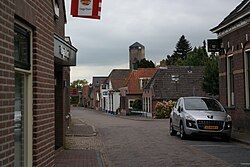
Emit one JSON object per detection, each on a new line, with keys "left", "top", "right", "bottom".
{"left": 120, "top": 68, "right": 158, "bottom": 115}
{"left": 91, "top": 77, "right": 107, "bottom": 110}
{"left": 129, "top": 42, "right": 145, "bottom": 70}
{"left": 211, "top": 0, "right": 250, "bottom": 136}
{"left": 0, "top": 0, "right": 77, "bottom": 166}
{"left": 142, "top": 66, "right": 206, "bottom": 117}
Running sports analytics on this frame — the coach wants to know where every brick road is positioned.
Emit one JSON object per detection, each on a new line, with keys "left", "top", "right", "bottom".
{"left": 69, "top": 108, "right": 250, "bottom": 167}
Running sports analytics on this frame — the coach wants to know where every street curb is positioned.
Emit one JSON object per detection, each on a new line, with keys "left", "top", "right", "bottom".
{"left": 230, "top": 137, "right": 250, "bottom": 146}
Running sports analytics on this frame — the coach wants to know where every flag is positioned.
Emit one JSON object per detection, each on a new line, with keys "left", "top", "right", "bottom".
{"left": 71, "top": 0, "right": 102, "bottom": 20}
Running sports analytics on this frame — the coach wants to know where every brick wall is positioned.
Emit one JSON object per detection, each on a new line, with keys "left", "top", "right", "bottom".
{"left": 0, "top": 1, "right": 15, "bottom": 166}
{"left": 0, "top": 0, "right": 69, "bottom": 166}
{"left": 219, "top": 24, "right": 250, "bottom": 133}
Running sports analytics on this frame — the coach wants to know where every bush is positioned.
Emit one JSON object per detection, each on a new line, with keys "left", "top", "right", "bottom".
{"left": 155, "top": 100, "right": 175, "bottom": 119}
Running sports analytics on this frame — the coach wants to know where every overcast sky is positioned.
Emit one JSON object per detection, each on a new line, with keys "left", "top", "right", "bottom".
{"left": 65, "top": 0, "right": 242, "bottom": 83}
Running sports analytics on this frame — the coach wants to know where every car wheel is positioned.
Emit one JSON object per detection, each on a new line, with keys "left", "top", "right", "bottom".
{"left": 170, "top": 120, "right": 177, "bottom": 136}
{"left": 180, "top": 122, "right": 187, "bottom": 140}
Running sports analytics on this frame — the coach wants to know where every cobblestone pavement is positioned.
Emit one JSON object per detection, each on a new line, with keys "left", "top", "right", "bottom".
{"left": 70, "top": 107, "right": 250, "bottom": 167}
{"left": 55, "top": 115, "right": 107, "bottom": 167}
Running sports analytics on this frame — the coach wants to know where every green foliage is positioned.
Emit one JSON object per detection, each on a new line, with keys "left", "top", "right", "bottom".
{"left": 132, "top": 99, "right": 142, "bottom": 111}
{"left": 70, "top": 79, "right": 88, "bottom": 89}
{"left": 155, "top": 100, "right": 175, "bottom": 119}
{"left": 159, "top": 37, "right": 219, "bottom": 96}
{"left": 134, "top": 58, "right": 155, "bottom": 69}
{"left": 202, "top": 54, "right": 219, "bottom": 96}
{"left": 174, "top": 35, "right": 192, "bottom": 60}
{"left": 70, "top": 96, "right": 79, "bottom": 105}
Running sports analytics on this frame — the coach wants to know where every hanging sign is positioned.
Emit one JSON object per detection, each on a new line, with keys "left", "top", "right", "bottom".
{"left": 71, "top": 0, "right": 102, "bottom": 20}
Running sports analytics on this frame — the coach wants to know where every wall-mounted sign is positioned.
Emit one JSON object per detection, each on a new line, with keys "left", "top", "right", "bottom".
{"left": 207, "top": 39, "right": 222, "bottom": 52}
{"left": 71, "top": 0, "right": 102, "bottom": 20}
{"left": 54, "top": 34, "right": 77, "bottom": 66}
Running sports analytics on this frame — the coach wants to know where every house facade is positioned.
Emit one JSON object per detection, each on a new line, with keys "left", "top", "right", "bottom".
{"left": 142, "top": 66, "right": 206, "bottom": 117}
{"left": 120, "top": 68, "right": 158, "bottom": 115}
{"left": 92, "top": 77, "right": 107, "bottom": 110}
{"left": 0, "top": 0, "right": 77, "bottom": 166}
{"left": 211, "top": 0, "right": 250, "bottom": 135}
{"left": 100, "top": 69, "right": 131, "bottom": 114}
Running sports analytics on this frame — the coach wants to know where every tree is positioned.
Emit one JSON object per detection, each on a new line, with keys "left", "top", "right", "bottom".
{"left": 70, "top": 79, "right": 88, "bottom": 89}
{"left": 202, "top": 54, "right": 219, "bottom": 96}
{"left": 134, "top": 58, "right": 155, "bottom": 69}
{"left": 183, "top": 46, "right": 208, "bottom": 66}
{"left": 174, "top": 35, "right": 192, "bottom": 60}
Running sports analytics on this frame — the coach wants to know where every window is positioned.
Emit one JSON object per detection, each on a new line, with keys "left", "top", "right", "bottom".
{"left": 128, "top": 99, "right": 135, "bottom": 109}
{"left": 14, "top": 24, "right": 31, "bottom": 70}
{"left": 245, "top": 50, "right": 250, "bottom": 108}
{"left": 227, "top": 55, "right": 234, "bottom": 106}
{"left": 139, "top": 78, "right": 150, "bottom": 89}
{"left": 53, "top": 0, "right": 60, "bottom": 18}
{"left": 14, "top": 23, "right": 33, "bottom": 167}
{"left": 14, "top": 73, "right": 24, "bottom": 167}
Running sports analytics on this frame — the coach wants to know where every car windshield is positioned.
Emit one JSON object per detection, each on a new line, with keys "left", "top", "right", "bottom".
{"left": 184, "top": 98, "right": 223, "bottom": 112}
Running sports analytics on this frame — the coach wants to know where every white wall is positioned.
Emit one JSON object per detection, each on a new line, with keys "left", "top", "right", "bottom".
{"left": 112, "top": 92, "right": 120, "bottom": 112}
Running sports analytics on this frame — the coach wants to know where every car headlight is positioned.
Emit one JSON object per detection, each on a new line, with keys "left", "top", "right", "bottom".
{"left": 185, "top": 115, "right": 197, "bottom": 129}
{"left": 226, "top": 115, "right": 232, "bottom": 122}
{"left": 225, "top": 115, "right": 232, "bottom": 129}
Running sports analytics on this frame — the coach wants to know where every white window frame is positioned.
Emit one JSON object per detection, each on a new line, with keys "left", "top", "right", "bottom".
{"left": 244, "top": 49, "right": 250, "bottom": 109}
{"left": 53, "top": 0, "right": 60, "bottom": 18}
{"left": 227, "top": 54, "right": 234, "bottom": 107}
{"left": 128, "top": 99, "right": 135, "bottom": 109}
{"left": 14, "top": 21, "right": 33, "bottom": 167}
{"left": 139, "top": 77, "right": 151, "bottom": 89}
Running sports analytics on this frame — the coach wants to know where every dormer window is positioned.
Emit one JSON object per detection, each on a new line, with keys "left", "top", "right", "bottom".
{"left": 53, "top": 0, "right": 60, "bottom": 18}
{"left": 139, "top": 78, "right": 151, "bottom": 89}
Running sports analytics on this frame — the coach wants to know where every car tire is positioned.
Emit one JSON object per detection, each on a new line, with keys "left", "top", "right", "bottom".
{"left": 180, "top": 122, "right": 187, "bottom": 140}
{"left": 170, "top": 120, "right": 177, "bottom": 136}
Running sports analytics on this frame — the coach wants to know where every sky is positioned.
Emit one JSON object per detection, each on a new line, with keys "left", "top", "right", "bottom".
{"left": 65, "top": 0, "right": 242, "bottom": 83}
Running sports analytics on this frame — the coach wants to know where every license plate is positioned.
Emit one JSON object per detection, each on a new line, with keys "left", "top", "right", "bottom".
{"left": 204, "top": 126, "right": 219, "bottom": 130}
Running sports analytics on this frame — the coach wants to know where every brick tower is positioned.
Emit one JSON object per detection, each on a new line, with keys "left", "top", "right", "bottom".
{"left": 129, "top": 42, "right": 145, "bottom": 70}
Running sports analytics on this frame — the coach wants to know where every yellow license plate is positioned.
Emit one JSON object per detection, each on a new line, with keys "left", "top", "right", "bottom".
{"left": 204, "top": 126, "right": 219, "bottom": 130}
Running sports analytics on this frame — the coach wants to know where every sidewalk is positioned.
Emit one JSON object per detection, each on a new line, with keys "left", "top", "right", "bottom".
{"left": 55, "top": 118, "right": 105, "bottom": 167}
{"left": 231, "top": 131, "right": 250, "bottom": 145}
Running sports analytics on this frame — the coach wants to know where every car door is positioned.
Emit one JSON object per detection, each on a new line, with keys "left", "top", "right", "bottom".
{"left": 176, "top": 99, "right": 184, "bottom": 128}
{"left": 172, "top": 99, "right": 180, "bottom": 128}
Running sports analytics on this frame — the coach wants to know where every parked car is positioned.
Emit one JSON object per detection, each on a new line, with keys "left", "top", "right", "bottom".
{"left": 169, "top": 97, "right": 232, "bottom": 141}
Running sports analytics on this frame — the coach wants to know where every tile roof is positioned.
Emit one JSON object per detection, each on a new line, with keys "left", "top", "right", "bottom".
{"left": 211, "top": 0, "right": 250, "bottom": 32}
{"left": 127, "top": 68, "right": 158, "bottom": 94}
{"left": 92, "top": 77, "right": 107, "bottom": 87}
{"left": 129, "top": 42, "right": 145, "bottom": 49}
{"left": 146, "top": 66, "right": 206, "bottom": 100}
{"left": 108, "top": 69, "right": 131, "bottom": 90}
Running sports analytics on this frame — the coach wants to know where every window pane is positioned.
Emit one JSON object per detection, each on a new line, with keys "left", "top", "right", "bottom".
{"left": 14, "top": 24, "right": 30, "bottom": 70}
{"left": 14, "top": 73, "right": 24, "bottom": 167}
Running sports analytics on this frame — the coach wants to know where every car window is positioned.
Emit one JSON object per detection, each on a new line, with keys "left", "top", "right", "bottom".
{"left": 179, "top": 99, "right": 183, "bottom": 108}
{"left": 184, "top": 98, "right": 223, "bottom": 112}
{"left": 175, "top": 99, "right": 180, "bottom": 108}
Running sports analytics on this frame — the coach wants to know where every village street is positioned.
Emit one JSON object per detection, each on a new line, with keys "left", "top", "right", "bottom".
{"left": 70, "top": 107, "right": 250, "bottom": 167}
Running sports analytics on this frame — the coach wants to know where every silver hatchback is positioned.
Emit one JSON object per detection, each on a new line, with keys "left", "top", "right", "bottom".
{"left": 170, "top": 97, "right": 232, "bottom": 140}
